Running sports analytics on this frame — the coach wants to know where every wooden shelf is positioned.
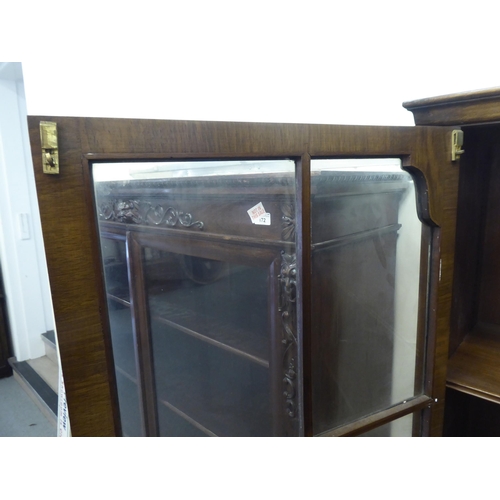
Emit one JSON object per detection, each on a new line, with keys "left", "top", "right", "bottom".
{"left": 115, "top": 365, "right": 137, "bottom": 385}
{"left": 447, "top": 325, "right": 500, "bottom": 404}
{"left": 152, "top": 326, "right": 272, "bottom": 437}
{"left": 156, "top": 358, "right": 271, "bottom": 437}
{"left": 149, "top": 299, "right": 269, "bottom": 367}
{"left": 147, "top": 266, "right": 270, "bottom": 367}
{"left": 158, "top": 398, "right": 217, "bottom": 437}
{"left": 108, "top": 289, "right": 130, "bottom": 307}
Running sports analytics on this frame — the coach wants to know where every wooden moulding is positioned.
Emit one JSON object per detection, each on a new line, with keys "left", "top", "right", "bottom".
{"left": 403, "top": 87, "right": 500, "bottom": 126}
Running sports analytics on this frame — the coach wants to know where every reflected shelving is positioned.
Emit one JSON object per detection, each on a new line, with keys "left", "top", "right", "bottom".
{"left": 95, "top": 158, "right": 425, "bottom": 437}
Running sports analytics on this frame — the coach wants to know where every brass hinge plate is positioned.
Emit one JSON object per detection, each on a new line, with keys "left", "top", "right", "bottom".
{"left": 40, "top": 121, "right": 59, "bottom": 174}
{"left": 452, "top": 129, "right": 464, "bottom": 162}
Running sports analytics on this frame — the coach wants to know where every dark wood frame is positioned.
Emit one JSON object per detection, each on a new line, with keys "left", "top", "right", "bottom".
{"left": 27, "top": 117, "right": 459, "bottom": 436}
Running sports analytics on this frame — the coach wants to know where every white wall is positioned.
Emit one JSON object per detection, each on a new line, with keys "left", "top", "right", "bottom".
{"left": 0, "top": 62, "right": 54, "bottom": 360}
{"left": 12, "top": 1, "right": 500, "bottom": 126}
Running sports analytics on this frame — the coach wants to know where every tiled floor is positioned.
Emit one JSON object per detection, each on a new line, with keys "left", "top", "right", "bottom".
{"left": 0, "top": 375, "right": 55, "bottom": 437}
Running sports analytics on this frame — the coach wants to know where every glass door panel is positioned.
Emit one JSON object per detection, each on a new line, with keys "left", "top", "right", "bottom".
{"left": 310, "top": 159, "right": 426, "bottom": 435}
{"left": 100, "top": 237, "right": 144, "bottom": 436}
{"left": 93, "top": 159, "right": 297, "bottom": 436}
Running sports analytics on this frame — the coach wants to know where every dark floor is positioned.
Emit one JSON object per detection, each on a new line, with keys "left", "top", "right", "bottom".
{"left": 0, "top": 374, "right": 55, "bottom": 437}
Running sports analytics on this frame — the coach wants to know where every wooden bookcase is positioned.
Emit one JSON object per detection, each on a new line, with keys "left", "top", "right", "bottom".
{"left": 405, "top": 88, "right": 500, "bottom": 435}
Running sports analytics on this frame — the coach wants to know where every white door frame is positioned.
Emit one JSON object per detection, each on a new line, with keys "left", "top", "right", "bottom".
{"left": 0, "top": 62, "right": 54, "bottom": 361}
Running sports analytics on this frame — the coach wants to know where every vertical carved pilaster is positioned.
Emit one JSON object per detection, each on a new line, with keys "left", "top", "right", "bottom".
{"left": 281, "top": 203, "right": 295, "bottom": 242}
{"left": 278, "top": 251, "right": 297, "bottom": 419}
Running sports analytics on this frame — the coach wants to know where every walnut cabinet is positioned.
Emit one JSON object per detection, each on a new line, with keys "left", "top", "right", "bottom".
{"left": 27, "top": 116, "right": 459, "bottom": 436}
{"left": 405, "top": 87, "right": 500, "bottom": 436}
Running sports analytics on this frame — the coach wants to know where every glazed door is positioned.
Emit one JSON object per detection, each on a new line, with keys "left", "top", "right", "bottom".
{"left": 27, "top": 117, "right": 459, "bottom": 436}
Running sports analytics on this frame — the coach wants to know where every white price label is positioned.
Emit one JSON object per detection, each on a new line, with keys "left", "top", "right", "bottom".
{"left": 247, "top": 202, "right": 271, "bottom": 225}
{"left": 255, "top": 213, "right": 271, "bottom": 225}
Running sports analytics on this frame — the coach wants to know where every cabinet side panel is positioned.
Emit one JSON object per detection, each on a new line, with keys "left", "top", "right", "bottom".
{"left": 28, "top": 117, "right": 118, "bottom": 436}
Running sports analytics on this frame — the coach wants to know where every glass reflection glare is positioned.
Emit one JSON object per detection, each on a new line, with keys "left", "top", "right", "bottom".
{"left": 310, "top": 158, "right": 424, "bottom": 435}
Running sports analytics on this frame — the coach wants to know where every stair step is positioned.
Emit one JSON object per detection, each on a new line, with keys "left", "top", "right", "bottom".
{"left": 27, "top": 356, "right": 58, "bottom": 393}
{"left": 42, "top": 330, "right": 56, "bottom": 345}
{"left": 41, "top": 330, "right": 58, "bottom": 365}
{"left": 8, "top": 357, "right": 57, "bottom": 428}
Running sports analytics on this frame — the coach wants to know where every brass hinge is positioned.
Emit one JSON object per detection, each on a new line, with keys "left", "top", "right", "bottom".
{"left": 451, "top": 129, "right": 464, "bottom": 162}
{"left": 40, "top": 121, "right": 59, "bottom": 174}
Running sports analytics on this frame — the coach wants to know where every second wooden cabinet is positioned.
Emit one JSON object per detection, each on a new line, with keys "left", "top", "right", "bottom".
{"left": 405, "top": 87, "right": 500, "bottom": 435}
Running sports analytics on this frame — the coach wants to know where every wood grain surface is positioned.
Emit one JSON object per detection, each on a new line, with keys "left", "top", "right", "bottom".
{"left": 404, "top": 87, "right": 500, "bottom": 126}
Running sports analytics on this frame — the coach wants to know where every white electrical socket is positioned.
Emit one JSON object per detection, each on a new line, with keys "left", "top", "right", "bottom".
{"left": 18, "top": 213, "right": 30, "bottom": 240}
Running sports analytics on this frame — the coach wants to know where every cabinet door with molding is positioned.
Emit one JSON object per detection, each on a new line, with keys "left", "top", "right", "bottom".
{"left": 28, "top": 117, "right": 459, "bottom": 436}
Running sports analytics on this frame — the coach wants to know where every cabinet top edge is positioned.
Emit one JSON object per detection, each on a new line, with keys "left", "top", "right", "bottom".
{"left": 403, "top": 87, "right": 500, "bottom": 111}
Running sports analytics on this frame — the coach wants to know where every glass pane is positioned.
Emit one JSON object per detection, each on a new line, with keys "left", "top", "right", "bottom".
{"left": 101, "top": 238, "right": 144, "bottom": 436}
{"left": 93, "top": 159, "right": 297, "bottom": 436}
{"left": 310, "top": 159, "right": 425, "bottom": 435}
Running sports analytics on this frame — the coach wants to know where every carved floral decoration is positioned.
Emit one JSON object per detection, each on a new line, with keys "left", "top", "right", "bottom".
{"left": 99, "top": 199, "right": 204, "bottom": 230}
{"left": 279, "top": 251, "right": 297, "bottom": 419}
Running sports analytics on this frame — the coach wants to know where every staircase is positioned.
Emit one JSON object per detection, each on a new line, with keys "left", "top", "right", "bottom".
{"left": 9, "top": 331, "right": 59, "bottom": 428}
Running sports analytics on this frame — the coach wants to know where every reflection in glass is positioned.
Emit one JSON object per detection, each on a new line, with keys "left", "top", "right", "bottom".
{"left": 101, "top": 238, "right": 144, "bottom": 436}
{"left": 145, "top": 253, "right": 271, "bottom": 436}
{"left": 93, "top": 160, "right": 296, "bottom": 436}
{"left": 94, "top": 157, "right": 425, "bottom": 437}
{"left": 310, "top": 159, "right": 425, "bottom": 435}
